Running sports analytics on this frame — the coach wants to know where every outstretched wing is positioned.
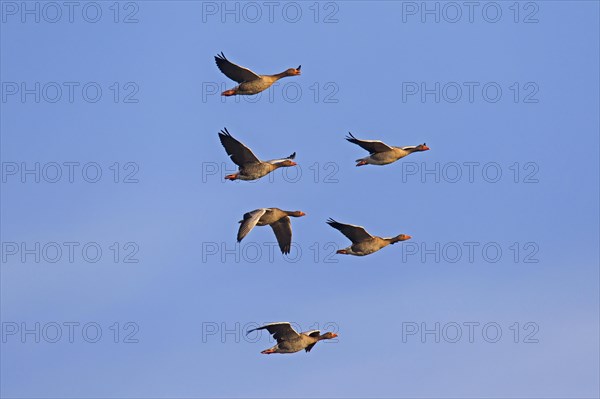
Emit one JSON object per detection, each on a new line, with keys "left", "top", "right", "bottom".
{"left": 270, "top": 216, "right": 292, "bottom": 254}
{"left": 218, "top": 128, "right": 261, "bottom": 166}
{"left": 302, "top": 331, "right": 320, "bottom": 352}
{"left": 266, "top": 152, "right": 296, "bottom": 165}
{"left": 247, "top": 322, "right": 300, "bottom": 343}
{"left": 302, "top": 330, "right": 320, "bottom": 337}
{"left": 327, "top": 218, "right": 373, "bottom": 244}
{"left": 346, "top": 132, "right": 393, "bottom": 154}
{"left": 237, "top": 209, "right": 268, "bottom": 242}
{"left": 215, "top": 52, "right": 261, "bottom": 83}
{"left": 305, "top": 343, "right": 317, "bottom": 352}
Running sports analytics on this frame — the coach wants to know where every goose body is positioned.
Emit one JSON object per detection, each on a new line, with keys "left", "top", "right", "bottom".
{"left": 346, "top": 133, "right": 429, "bottom": 166}
{"left": 218, "top": 128, "right": 297, "bottom": 181}
{"left": 215, "top": 53, "right": 301, "bottom": 96}
{"left": 327, "top": 218, "right": 411, "bottom": 256}
{"left": 247, "top": 322, "right": 338, "bottom": 354}
{"left": 238, "top": 208, "right": 305, "bottom": 254}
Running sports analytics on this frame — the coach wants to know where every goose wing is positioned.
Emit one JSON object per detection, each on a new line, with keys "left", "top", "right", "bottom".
{"left": 302, "top": 330, "right": 320, "bottom": 337}
{"left": 247, "top": 322, "right": 300, "bottom": 343}
{"left": 215, "top": 52, "right": 261, "bottom": 83}
{"left": 266, "top": 152, "right": 296, "bottom": 165}
{"left": 346, "top": 132, "right": 393, "bottom": 154}
{"left": 326, "top": 218, "right": 373, "bottom": 244}
{"left": 302, "top": 330, "right": 320, "bottom": 352}
{"left": 218, "top": 128, "right": 261, "bottom": 166}
{"left": 237, "top": 209, "right": 268, "bottom": 242}
{"left": 270, "top": 216, "right": 292, "bottom": 254}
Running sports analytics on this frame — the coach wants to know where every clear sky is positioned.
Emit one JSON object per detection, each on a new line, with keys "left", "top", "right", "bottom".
{"left": 1, "top": 1, "right": 599, "bottom": 398}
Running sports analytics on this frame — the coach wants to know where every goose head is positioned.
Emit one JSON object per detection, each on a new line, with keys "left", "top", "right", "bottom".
{"left": 285, "top": 65, "right": 301, "bottom": 76}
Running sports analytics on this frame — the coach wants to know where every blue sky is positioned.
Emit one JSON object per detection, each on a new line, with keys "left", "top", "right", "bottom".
{"left": 1, "top": 1, "right": 599, "bottom": 398}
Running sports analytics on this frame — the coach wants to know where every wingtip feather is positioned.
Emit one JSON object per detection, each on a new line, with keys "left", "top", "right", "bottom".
{"left": 218, "top": 127, "right": 232, "bottom": 138}
{"left": 346, "top": 132, "right": 359, "bottom": 143}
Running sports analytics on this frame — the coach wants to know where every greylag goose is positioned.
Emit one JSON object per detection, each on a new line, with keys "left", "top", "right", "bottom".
{"left": 346, "top": 132, "right": 429, "bottom": 166}
{"left": 218, "top": 128, "right": 297, "bottom": 181}
{"left": 247, "top": 322, "right": 338, "bottom": 354}
{"left": 215, "top": 52, "right": 301, "bottom": 96}
{"left": 238, "top": 208, "right": 305, "bottom": 254}
{"left": 326, "top": 218, "right": 411, "bottom": 256}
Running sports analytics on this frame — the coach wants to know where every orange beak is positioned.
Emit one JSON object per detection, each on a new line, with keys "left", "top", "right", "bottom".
{"left": 422, "top": 145, "right": 430, "bottom": 151}
{"left": 404, "top": 235, "right": 412, "bottom": 240}
{"left": 289, "top": 161, "right": 297, "bottom": 166}
{"left": 331, "top": 333, "right": 338, "bottom": 338}
{"left": 336, "top": 249, "right": 347, "bottom": 254}
{"left": 299, "top": 212, "right": 306, "bottom": 216}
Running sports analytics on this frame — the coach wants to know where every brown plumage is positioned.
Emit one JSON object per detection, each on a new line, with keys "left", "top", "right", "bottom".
{"left": 247, "top": 322, "right": 338, "bottom": 354}
{"left": 238, "top": 208, "right": 305, "bottom": 254}
{"left": 327, "top": 218, "right": 411, "bottom": 256}
{"left": 215, "top": 53, "right": 301, "bottom": 96}
{"left": 346, "top": 132, "right": 429, "bottom": 166}
{"left": 218, "top": 128, "right": 297, "bottom": 181}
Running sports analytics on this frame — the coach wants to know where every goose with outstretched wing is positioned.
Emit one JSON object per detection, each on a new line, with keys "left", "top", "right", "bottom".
{"left": 218, "top": 128, "right": 297, "bottom": 181}
{"left": 247, "top": 322, "right": 338, "bottom": 354}
{"left": 237, "top": 208, "right": 305, "bottom": 254}
{"left": 327, "top": 218, "right": 411, "bottom": 256}
{"left": 215, "top": 52, "right": 301, "bottom": 96}
{"left": 346, "top": 132, "right": 429, "bottom": 166}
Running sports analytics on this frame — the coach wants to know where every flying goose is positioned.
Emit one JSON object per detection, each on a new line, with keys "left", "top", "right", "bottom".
{"left": 215, "top": 52, "right": 301, "bottom": 96}
{"left": 326, "top": 218, "right": 411, "bottom": 256}
{"left": 218, "top": 128, "right": 297, "bottom": 181}
{"left": 238, "top": 208, "right": 305, "bottom": 254}
{"left": 247, "top": 322, "right": 338, "bottom": 354}
{"left": 346, "top": 132, "right": 429, "bottom": 166}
